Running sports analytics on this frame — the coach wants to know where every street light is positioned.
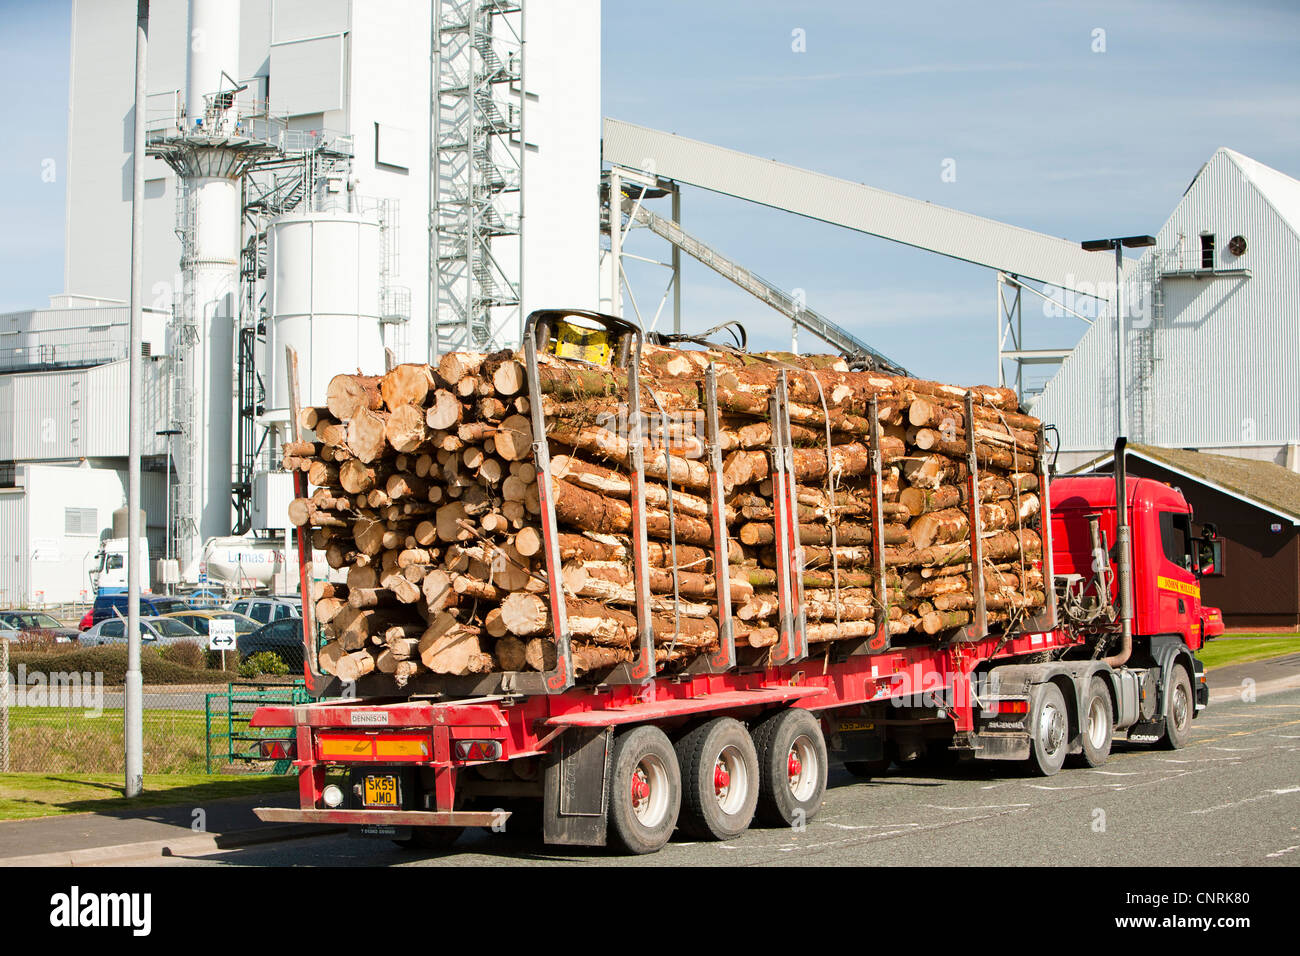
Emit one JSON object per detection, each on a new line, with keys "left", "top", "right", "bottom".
{"left": 1081, "top": 234, "right": 1157, "bottom": 439}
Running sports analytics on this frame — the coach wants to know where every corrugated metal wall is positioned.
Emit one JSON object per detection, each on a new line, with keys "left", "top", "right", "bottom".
{"left": 0, "top": 490, "right": 30, "bottom": 606}
{"left": 1032, "top": 149, "right": 1300, "bottom": 453}
{"left": 0, "top": 358, "right": 170, "bottom": 461}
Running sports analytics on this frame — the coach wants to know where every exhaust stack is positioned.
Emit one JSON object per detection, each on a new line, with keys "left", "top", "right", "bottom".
{"left": 1103, "top": 437, "right": 1134, "bottom": 668}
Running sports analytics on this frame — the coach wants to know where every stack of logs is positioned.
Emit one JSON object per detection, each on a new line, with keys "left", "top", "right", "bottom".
{"left": 286, "top": 344, "right": 1046, "bottom": 688}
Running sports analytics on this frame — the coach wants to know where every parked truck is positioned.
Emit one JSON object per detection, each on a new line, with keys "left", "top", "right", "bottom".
{"left": 251, "top": 312, "right": 1224, "bottom": 854}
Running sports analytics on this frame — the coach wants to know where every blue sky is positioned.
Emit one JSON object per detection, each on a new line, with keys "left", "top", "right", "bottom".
{"left": 2, "top": 0, "right": 1297, "bottom": 385}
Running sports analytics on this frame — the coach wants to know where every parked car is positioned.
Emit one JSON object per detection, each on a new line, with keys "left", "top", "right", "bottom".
{"left": 229, "top": 596, "right": 301, "bottom": 626}
{"left": 90, "top": 593, "right": 194, "bottom": 626}
{"left": 161, "top": 609, "right": 259, "bottom": 637}
{"left": 82, "top": 615, "right": 202, "bottom": 646}
{"left": 0, "top": 610, "right": 81, "bottom": 643}
{"left": 236, "top": 617, "right": 304, "bottom": 669}
{"left": 175, "top": 586, "right": 226, "bottom": 607}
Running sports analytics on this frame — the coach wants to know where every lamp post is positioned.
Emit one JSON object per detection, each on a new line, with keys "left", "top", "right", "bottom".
{"left": 125, "top": 0, "right": 149, "bottom": 799}
{"left": 1081, "top": 234, "right": 1157, "bottom": 440}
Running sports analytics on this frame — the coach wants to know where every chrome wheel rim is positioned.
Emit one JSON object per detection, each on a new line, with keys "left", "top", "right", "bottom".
{"left": 1087, "top": 695, "right": 1110, "bottom": 750}
{"left": 630, "top": 754, "right": 670, "bottom": 827}
{"left": 713, "top": 745, "right": 748, "bottom": 815}
{"left": 1038, "top": 700, "right": 1066, "bottom": 758}
{"left": 1171, "top": 683, "right": 1189, "bottom": 731}
{"left": 787, "top": 734, "right": 818, "bottom": 801}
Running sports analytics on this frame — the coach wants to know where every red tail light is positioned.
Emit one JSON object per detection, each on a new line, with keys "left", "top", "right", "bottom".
{"left": 259, "top": 738, "right": 297, "bottom": 759}
{"left": 989, "top": 699, "right": 1029, "bottom": 715}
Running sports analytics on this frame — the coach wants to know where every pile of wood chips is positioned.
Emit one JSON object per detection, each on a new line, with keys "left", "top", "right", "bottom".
{"left": 285, "top": 343, "right": 1046, "bottom": 688}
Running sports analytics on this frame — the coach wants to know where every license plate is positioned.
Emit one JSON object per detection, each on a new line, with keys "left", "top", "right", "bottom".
{"left": 363, "top": 774, "right": 400, "bottom": 808}
{"left": 838, "top": 719, "right": 876, "bottom": 732}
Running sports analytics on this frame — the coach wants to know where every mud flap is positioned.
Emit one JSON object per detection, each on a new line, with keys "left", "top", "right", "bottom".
{"left": 543, "top": 726, "right": 612, "bottom": 846}
{"left": 969, "top": 734, "right": 1030, "bottom": 760}
{"left": 1126, "top": 717, "right": 1167, "bottom": 743}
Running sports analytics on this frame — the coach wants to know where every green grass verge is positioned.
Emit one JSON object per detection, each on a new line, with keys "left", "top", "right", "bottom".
{"left": 1199, "top": 636, "right": 1300, "bottom": 671}
{"left": 5, "top": 707, "right": 213, "bottom": 774}
{"left": 0, "top": 772, "right": 293, "bottom": 821}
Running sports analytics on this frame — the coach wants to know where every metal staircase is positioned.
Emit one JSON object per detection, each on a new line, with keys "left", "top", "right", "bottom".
{"left": 431, "top": 0, "right": 525, "bottom": 355}
{"left": 1128, "top": 255, "right": 1163, "bottom": 444}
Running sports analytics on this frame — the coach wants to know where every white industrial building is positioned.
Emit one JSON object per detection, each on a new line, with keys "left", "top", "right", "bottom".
{"left": 1032, "top": 148, "right": 1300, "bottom": 473}
{"left": 0, "top": 298, "right": 171, "bottom": 602}
{"left": 0, "top": 0, "right": 602, "bottom": 604}
{"left": 0, "top": 463, "right": 155, "bottom": 605}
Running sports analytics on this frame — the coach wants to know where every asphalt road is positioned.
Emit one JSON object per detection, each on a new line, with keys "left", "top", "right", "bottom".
{"left": 145, "top": 678, "right": 1300, "bottom": 868}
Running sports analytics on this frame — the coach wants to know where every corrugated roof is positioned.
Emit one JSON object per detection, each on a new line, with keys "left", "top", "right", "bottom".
{"left": 1073, "top": 444, "right": 1300, "bottom": 523}
{"left": 602, "top": 118, "right": 1122, "bottom": 295}
{"left": 1221, "top": 148, "right": 1300, "bottom": 241}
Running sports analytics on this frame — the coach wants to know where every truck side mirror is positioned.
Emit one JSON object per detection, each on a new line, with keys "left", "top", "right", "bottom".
{"left": 1196, "top": 536, "right": 1220, "bottom": 576}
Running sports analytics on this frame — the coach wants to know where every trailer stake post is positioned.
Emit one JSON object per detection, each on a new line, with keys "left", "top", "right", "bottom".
{"left": 963, "top": 392, "right": 988, "bottom": 641}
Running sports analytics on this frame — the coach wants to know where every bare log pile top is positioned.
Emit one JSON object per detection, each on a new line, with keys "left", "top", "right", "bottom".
{"left": 290, "top": 346, "right": 1046, "bottom": 688}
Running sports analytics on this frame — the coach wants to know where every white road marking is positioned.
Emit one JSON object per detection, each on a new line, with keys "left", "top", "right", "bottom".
{"left": 1265, "top": 845, "right": 1299, "bottom": 859}
{"left": 1188, "top": 786, "right": 1300, "bottom": 816}
{"left": 823, "top": 822, "right": 921, "bottom": 831}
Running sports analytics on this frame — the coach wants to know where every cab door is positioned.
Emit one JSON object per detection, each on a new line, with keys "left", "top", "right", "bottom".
{"left": 1152, "top": 508, "right": 1200, "bottom": 645}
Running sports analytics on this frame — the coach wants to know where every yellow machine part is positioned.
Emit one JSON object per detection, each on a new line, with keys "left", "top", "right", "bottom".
{"left": 550, "top": 318, "right": 612, "bottom": 366}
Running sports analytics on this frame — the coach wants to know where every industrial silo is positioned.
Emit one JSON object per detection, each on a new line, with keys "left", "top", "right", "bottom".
{"left": 264, "top": 209, "right": 385, "bottom": 413}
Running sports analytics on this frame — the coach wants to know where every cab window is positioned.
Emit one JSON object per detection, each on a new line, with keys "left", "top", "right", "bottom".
{"left": 1159, "top": 511, "right": 1194, "bottom": 571}
{"left": 249, "top": 602, "right": 272, "bottom": 624}
{"left": 101, "top": 620, "right": 124, "bottom": 638}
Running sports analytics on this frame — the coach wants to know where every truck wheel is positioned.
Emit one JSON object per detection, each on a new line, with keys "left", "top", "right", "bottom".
{"left": 1159, "top": 666, "right": 1194, "bottom": 751}
{"left": 1070, "top": 677, "right": 1113, "bottom": 768}
{"left": 752, "top": 708, "right": 828, "bottom": 827}
{"left": 607, "top": 725, "right": 681, "bottom": 855}
{"left": 1027, "top": 682, "right": 1069, "bottom": 776}
{"left": 675, "top": 717, "right": 760, "bottom": 840}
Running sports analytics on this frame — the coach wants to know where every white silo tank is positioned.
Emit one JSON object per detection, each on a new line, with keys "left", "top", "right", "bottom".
{"left": 265, "top": 211, "right": 385, "bottom": 412}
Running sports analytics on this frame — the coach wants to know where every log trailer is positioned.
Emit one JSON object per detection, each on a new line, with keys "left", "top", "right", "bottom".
{"left": 252, "top": 311, "right": 1225, "bottom": 854}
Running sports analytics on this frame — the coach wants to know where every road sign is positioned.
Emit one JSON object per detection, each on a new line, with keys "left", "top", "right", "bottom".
{"left": 208, "top": 619, "right": 237, "bottom": 652}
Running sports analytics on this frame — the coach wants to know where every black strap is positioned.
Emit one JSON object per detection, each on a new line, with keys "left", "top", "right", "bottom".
{"left": 651, "top": 320, "right": 747, "bottom": 352}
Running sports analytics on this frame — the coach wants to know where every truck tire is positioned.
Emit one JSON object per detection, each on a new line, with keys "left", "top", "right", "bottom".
{"left": 1027, "top": 681, "right": 1069, "bottom": 776}
{"left": 752, "top": 708, "right": 828, "bottom": 827}
{"left": 1069, "top": 676, "right": 1113, "bottom": 768}
{"left": 1159, "top": 666, "right": 1194, "bottom": 751}
{"left": 675, "top": 717, "right": 760, "bottom": 840}
{"left": 607, "top": 725, "right": 681, "bottom": 855}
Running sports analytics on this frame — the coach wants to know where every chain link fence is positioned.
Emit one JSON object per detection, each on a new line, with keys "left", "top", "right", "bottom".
{"left": 0, "top": 622, "right": 305, "bottom": 776}
{"left": 1, "top": 638, "right": 9, "bottom": 773}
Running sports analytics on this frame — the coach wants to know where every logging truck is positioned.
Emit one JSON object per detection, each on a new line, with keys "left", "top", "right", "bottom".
{"left": 251, "top": 310, "right": 1224, "bottom": 855}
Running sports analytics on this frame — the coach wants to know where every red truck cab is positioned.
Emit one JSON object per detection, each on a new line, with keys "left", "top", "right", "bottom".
{"left": 1051, "top": 475, "right": 1224, "bottom": 651}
